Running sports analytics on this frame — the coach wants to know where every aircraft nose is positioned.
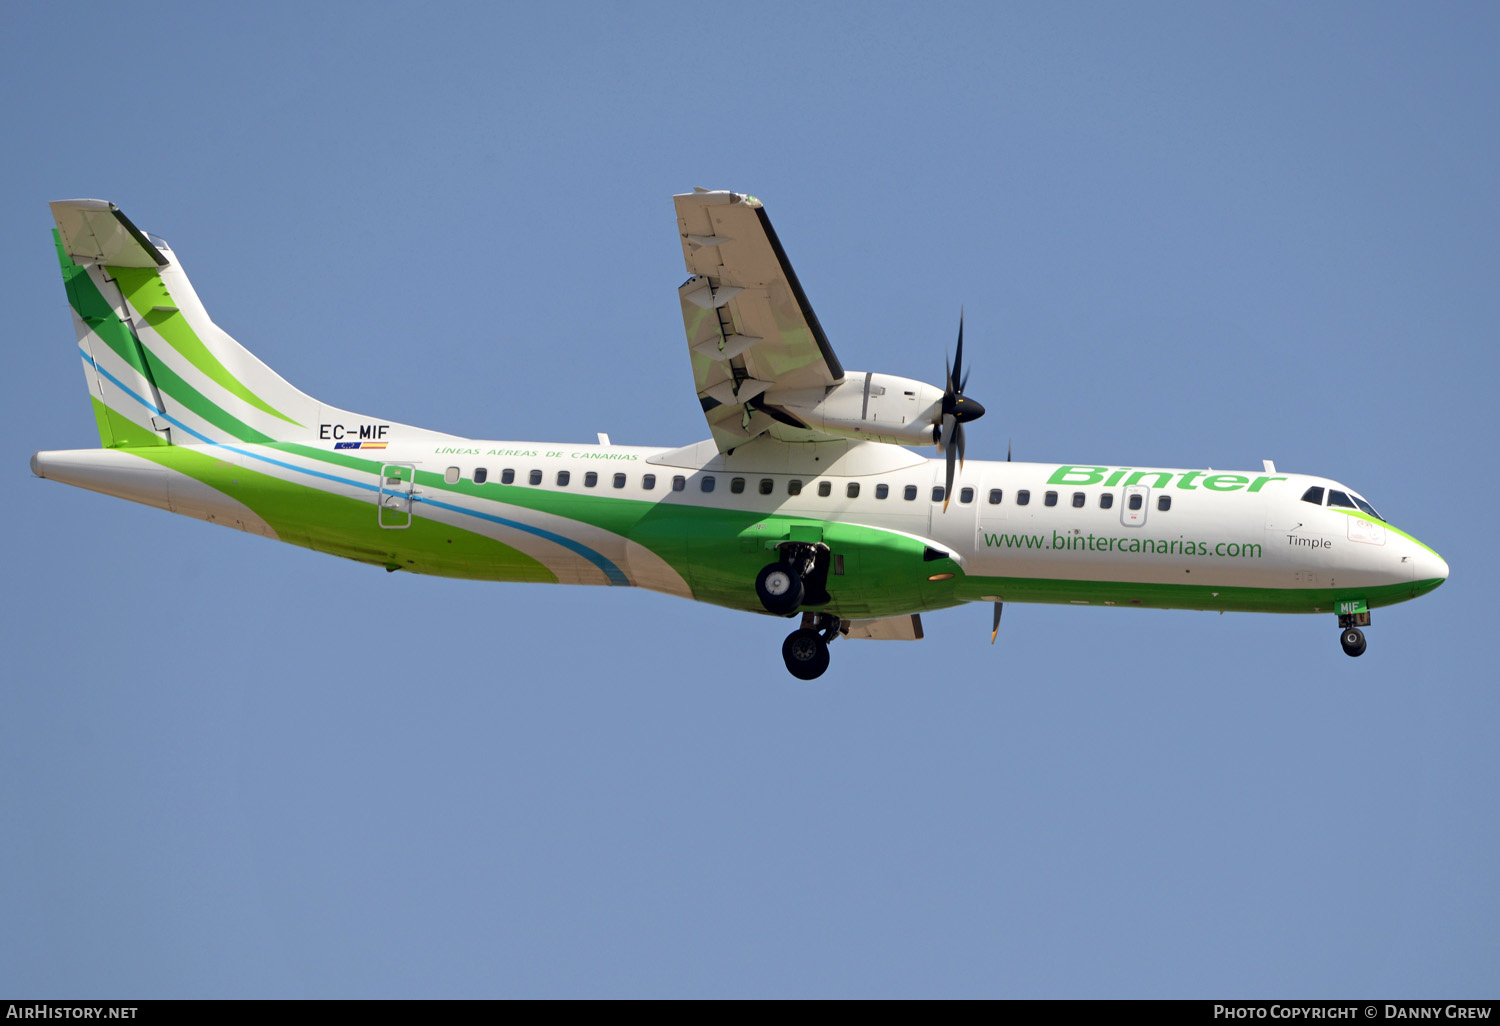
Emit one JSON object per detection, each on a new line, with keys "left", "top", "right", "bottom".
{"left": 1412, "top": 544, "right": 1449, "bottom": 589}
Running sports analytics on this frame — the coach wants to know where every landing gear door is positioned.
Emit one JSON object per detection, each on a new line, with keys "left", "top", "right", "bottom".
{"left": 378, "top": 463, "right": 416, "bottom": 528}
{"left": 1121, "top": 486, "right": 1149, "bottom": 527}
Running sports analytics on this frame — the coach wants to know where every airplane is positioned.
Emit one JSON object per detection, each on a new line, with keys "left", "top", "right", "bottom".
{"left": 32, "top": 190, "right": 1448, "bottom": 679}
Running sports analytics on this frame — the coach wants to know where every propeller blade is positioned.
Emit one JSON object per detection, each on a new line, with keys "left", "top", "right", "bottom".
{"left": 1007, "top": 438, "right": 1012, "bottom": 462}
{"left": 942, "top": 415, "right": 957, "bottom": 511}
{"left": 991, "top": 600, "right": 1003, "bottom": 644}
{"left": 952, "top": 310, "right": 964, "bottom": 391}
{"left": 936, "top": 307, "right": 983, "bottom": 484}
{"left": 943, "top": 445, "right": 957, "bottom": 512}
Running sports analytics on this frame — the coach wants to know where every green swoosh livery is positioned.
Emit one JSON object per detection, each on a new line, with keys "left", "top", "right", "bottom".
{"left": 33, "top": 195, "right": 1448, "bottom": 678}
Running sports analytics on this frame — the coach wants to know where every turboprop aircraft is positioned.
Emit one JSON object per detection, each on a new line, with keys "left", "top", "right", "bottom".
{"left": 32, "top": 190, "right": 1448, "bottom": 679}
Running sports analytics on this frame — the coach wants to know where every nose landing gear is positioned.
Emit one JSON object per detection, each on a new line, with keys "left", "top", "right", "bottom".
{"left": 1338, "top": 603, "right": 1370, "bottom": 657}
{"left": 1340, "top": 626, "right": 1367, "bottom": 657}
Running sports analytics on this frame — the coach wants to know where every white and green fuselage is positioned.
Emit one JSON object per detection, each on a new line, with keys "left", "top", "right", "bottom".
{"left": 33, "top": 435, "right": 1447, "bottom": 621}
{"left": 32, "top": 198, "right": 1448, "bottom": 655}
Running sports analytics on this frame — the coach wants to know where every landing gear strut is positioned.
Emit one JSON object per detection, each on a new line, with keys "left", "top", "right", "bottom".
{"left": 782, "top": 612, "right": 842, "bottom": 680}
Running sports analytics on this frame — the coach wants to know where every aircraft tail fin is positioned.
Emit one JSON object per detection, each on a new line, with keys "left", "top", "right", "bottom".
{"left": 52, "top": 200, "right": 426, "bottom": 449}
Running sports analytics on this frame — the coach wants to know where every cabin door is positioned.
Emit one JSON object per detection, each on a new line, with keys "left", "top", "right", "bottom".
{"left": 378, "top": 463, "right": 417, "bottom": 528}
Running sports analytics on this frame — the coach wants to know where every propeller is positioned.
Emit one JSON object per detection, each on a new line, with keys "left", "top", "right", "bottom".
{"left": 991, "top": 600, "right": 1003, "bottom": 645}
{"left": 936, "top": 310, "right": 986, "bottom": 511}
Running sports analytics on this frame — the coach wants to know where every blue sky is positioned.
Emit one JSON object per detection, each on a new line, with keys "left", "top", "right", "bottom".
{"left": 2, "top": 1, "right": 1495, "bottom": 997}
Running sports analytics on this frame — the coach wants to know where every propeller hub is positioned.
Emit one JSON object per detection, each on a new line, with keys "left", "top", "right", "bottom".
{"left": 947, "top": 395, "right": 984, "bottom": 423}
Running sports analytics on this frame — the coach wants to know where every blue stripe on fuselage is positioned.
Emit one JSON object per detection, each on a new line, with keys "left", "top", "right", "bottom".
{"left": 79, "top": 346, "right": 629, "bottom": 585}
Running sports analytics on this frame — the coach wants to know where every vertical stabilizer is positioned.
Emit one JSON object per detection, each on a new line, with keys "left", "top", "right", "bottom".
{"left": 52, "top": 200, "right": 453, "bottom": 450}
{"left": 52, "top": 199, "right": 325, "bottom": 447}
{"left": 54, "top": 204, "right": 173, "bottom": 448}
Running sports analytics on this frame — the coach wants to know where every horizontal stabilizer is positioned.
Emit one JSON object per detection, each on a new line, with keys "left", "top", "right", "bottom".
{"left": 51, "top": 200, "right": 167, "bottom": 268}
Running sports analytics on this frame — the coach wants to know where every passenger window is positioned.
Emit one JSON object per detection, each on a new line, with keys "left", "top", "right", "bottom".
{"left": 931, "top": 486, "right": 945, "bottom": 503}
{"left": 1044, "top": 491, "right": 1058, "bottom": 507}
{"left": 904, "top": 485, "right": 918, "bottom": 501}
{"left": 876, "top": 484, "right": 889, "bottom": 499}
{"left": 556, "top": 470, "right": 570, "bottom": 486}
{"left": 1301, "top": 486, "right": 1325, "bottom": 505}
{"left": 701, "top": 476, "right": 715, "bottom": 493}
{"left": 501, "top": 469, "right": 515, "bottom": 484}
{"left": 613, "top": 473, "right": 626, "bottom": 489}
{"left": 1017, "top": 489, "right": 1030, "bottom": 506}
{"left": 1128, "top": 494, "right": 1143, "bottom": 510}
{"left": 788, "top": 479, "right": 802, "bottom": 496}
{"left": 529, "top": 469, "right": 542, "bottom": 485}
{"left": 474, "top": 468, "right": 488, "bottom": 484}
{"left": 730, "top": 477, "right": 746, "bottom": 494}
{"left": 1157, "top": 495, "right": 1171, "bottom": 511}
{"left": 759, "top": 479, "right": 773, "bottom": 495}
{"left": 1100, "top": 492, "right": 1114, "bottom": 509}
{"left": 1072, "top": 492, "right": 1085, "bottom": 508}
{"left": 1327, "top": 489, "right": 1356, "bottom": 509}
{"left": 817, "top": 481, "right": 832, "bottom": 497}
{"left": 988, "top": 488, "right": 1002, "bottom": 504}
{"left": 643, "top": 474, "right": 656, "bottom": 491}
{"left": 672, "top": 475, "right": 685, "bottom": 491}
{"left": 960, "top": 486, "right": 974, "bottom": 504}
{"left": 847, "top": 482, "right": 860, "bottom": 498}
{"left": 444, "top": 466, "right": 460, "bottom": 484}
{"left": 584, "top": 471, "right": 598, "bottom": 487}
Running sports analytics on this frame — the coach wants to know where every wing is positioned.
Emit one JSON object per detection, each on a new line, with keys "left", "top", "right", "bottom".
{"left": 675, "top": 190, "right": 845, "bottom": 452}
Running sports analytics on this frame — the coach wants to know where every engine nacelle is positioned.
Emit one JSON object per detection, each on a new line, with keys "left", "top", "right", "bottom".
{"left": 765, "top": 372, "right": 945, "bottom": 446}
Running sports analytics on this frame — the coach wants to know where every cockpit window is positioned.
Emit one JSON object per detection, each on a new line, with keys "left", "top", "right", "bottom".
{"left": 1300, "top": 486, "right": 1325, "bottom": 506}
{"left": 1351, "top": 494, "right": 1384, "bottom": 521}
{"left": 1326, "top": 487, "right": 1384, "bottom": 521}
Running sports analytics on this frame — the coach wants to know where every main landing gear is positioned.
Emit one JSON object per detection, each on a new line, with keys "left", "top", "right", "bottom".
{"left": 782, "top": 613, "right": 843, "bottom": 681}
{"left": 754, "top": 543, "right": 826, "bottom": 616}
{"left": 755, "top": 562, "right": 803, "bottom": 616}
{"left": 755, "top": 544, "right": 840, "bottom": 679}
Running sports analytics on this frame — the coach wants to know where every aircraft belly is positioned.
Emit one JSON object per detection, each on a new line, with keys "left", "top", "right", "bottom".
{"left": 138, "top": 445, "right": 559, "bottom": 582}
{"left": 160, "top": 457, "right": 277, "bottom": 537}
{"left": 622, "top": 539, "right": 693, "bottom": 599}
